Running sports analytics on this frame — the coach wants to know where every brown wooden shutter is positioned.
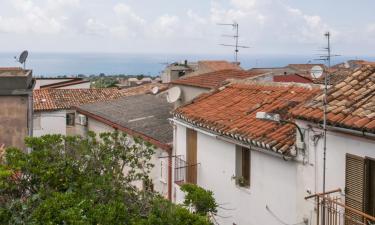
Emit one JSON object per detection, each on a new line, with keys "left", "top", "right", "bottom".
{"left": 242, "top": 147, "right": 250, "bottom": 187}
{"left": 186, "top": 128, "right": 197, "bottom": 184}
{"left": 345, "top": 153, "right": 365, "bottom": 224}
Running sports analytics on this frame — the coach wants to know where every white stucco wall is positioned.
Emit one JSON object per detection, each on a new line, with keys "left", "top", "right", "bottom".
{"left": 33, "top": 110, "right": 67, "bottom": 136}
{"left": 296, "top": 120, "right": 375, "bottom": 223}
{"left": 173, "top": 85, "right": 209, "bottom": 108}
{"left": 34, "top": 79, "right": 72, "bottom": 89}
{"left": 84, "top": 117, "right": 169, "bottom": 197}
{"left": 56, "top": 82, "right": 91, "bottom": 89}
{"left": 173, "top": 123, "right": 300, "bottom": 225}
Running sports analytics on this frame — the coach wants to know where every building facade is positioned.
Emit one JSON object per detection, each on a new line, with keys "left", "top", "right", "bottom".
{"left": 0, "top": 67, "right": 34, "bottom": 150}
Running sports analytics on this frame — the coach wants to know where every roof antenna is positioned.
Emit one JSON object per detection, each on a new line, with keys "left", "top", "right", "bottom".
{"left": 218, "top": 22, "right": 250, "bottom": 63}
{"left": 14, "top": 50, "right": 29, "bottom": 69}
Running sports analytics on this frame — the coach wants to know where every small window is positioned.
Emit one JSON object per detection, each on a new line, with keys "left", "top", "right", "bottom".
{"left": 66, "top": 113, "right": 75, "bottom": 126}
{"left": 235, "top": 146, "right": 251, "bottom": 188}
{"left": 160, "top": 158, "right": 168, "bottom": 183}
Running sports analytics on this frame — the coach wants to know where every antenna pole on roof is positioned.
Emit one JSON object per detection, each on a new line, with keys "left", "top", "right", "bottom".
{"left": 218, "top": 22, "right": 250, "bottom": 63}
{"left": 322, "top": 31, "right": 331, "bottom": 225}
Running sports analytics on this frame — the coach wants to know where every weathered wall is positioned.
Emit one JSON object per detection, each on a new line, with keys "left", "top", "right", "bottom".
{"left": 0, "top": 96, "right": 28, "bottom": 149}
{"left": 33, "top": 110, "right": 67, "bottom": 136}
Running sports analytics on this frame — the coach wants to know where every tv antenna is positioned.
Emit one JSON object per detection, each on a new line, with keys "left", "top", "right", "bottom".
{"left": 14, "top": 50, "right": 28, "bottom": 69}
{"left": 218, "top": 22, "right": 250, "bottom": 63}
{"left": 315, "top": 31, "right": 340, "bottom": 225}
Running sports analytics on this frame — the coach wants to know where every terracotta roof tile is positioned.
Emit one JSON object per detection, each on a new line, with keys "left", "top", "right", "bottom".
{"left": 33, "top": 83, "right": 167, "bottom": 111}
{"left": 292, "top": 65, "right": 375, "bottom": 133}
{"left": 174, "top": 82, "right": 320, "bottom": 156}
{"left": 171, "top": 69, "right": 263, "bottom": 89}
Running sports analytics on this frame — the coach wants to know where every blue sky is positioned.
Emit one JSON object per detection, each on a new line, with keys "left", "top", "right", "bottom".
{"left": 0, "top": 0, "right": 374, "bottom": 56}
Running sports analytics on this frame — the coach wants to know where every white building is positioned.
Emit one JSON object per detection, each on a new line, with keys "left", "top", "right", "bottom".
{"left": 171, "top": 82, "right": 321, "bottom": 225}
{"left": 171, "top": 65, "right": 375, "bottom": 225}
{"left": 75, "top": 94, "right": 173, "bottom": 199}
{"left": 292, "top": 65, "right": 375, "bottom": 224}
{"left": 32, "top": 83, "right": 167, "bottom": 137}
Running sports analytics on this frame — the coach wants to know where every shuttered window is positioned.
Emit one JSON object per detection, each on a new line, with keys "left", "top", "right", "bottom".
{"left": 186, "top": 128, "right": 197, "bottom": 184}
{"left": 345, "top": 153, "right": 366, "bottom": 223}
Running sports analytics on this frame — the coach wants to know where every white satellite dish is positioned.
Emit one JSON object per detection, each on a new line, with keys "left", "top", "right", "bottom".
{"left": 344, "top": 62, "right": 350, "bottom": 69}
{"left": 310, "top": 65, "right": 324, "bottom": 78}
{"left": 151, "top": 86, "right": 159, "bottom": 95}
{"left": 166, "top": 86, "right": 181, "bottom": 103}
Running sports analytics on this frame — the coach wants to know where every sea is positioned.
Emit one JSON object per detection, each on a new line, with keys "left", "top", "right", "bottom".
{"left": 0, "top": 52, "right": 374, "bottom": 77}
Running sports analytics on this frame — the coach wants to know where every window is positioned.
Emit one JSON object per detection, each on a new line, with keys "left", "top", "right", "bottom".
{"left": 235, "top": 146, "right": 251, "bottom": 188}
{"left": 345, "top": 154, "right": 375, "bottom": 218}
{"left": 160, "top": 158, "right": 167, "bottom": 183}
{"left": 66, "top": 113, "right": 75, "bottom": 126}
{"left": 186, "top": 128, "right": 197, "bottom": 184}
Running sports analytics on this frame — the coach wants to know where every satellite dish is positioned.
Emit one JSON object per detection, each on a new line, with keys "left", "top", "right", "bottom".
{"left": 15, "top": 50, "right": 28, "bottom": 69}
{"left": 310, "top": 65, "right": 324, "bottom": 78}
{"left": 151, "top": 86, "right": 159, "bottom": 95}
{"left": 344, "top": 62, "right": 350, "bottom": 69}
{"left": 166, "top": 86, "right": 181, "bottom": 103}
{"left": 19, "top": 50, "right": 28, "bottom": 64}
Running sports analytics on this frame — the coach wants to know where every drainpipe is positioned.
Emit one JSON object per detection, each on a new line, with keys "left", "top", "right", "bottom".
{"left": 168, "top": 149, "right": 172, "bottom": 201}
{"left": 27, "top": 80, "right": 35, "bottom": 153}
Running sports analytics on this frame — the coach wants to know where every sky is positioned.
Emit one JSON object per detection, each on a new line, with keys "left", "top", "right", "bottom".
{"left": 0, "top": 0, "right": 374, "bottom": 56}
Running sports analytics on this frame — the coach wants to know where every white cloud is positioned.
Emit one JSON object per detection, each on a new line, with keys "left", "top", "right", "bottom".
{"left": 151, "top": 15, "right": 180, "bottom": 37}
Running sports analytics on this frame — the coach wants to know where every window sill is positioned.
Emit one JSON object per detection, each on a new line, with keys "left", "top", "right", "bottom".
{"left": 159, "top": 179, "right": 167, "bottom": 184}
{"left": 235, "top": 185, "right": 251, "bottom": 194}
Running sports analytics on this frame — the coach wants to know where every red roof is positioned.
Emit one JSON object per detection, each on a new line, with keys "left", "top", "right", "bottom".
{"left": 171, "top": 69, "right": 262, "bottom": 89}
{"left": 273, "top": 74, "right": 313, "bottom": 83}
{"left": 33, "top": 83, "right": 167, "bottom": 111}
{"left": 291, "top": 65, "right": 375, "bottom": 133}
{"left": 174, "top": 82, "right": 320, "bottom": 156}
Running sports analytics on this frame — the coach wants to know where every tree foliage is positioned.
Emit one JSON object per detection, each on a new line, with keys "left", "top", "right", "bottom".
{"left": 0, "top": 132, "right": 212, "bottom": 225}
{"left": 180, "top": 183, "right": 218, "bottom": 216}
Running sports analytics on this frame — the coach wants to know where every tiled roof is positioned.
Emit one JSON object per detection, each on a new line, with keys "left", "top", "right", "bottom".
{"left": 291, "top": 65, "right": 375, "bottom": 133}
{"left": 76, "top": 94, "right": 173, "bottom": 151}
{"left": 33, "top": 83, "right": 167, "bottom": 111}
{"left": 174, "top": 82, "right": 320, "bottom": 156}
{"left": 314, "top": 68, "right": 352, "bottom": 85}
{"left": 273, "top": 74, "right": 313, "bottom": 83}
{"left": 171, "top": 69, "right": 262, "bottom": 89}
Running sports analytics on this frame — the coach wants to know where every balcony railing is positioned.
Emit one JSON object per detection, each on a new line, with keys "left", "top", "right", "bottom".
{"left": 174, "top": 156, "right": 187, "bottom": 185}
{"left": 305, "top": 189, "right": 375, "bottom": 225}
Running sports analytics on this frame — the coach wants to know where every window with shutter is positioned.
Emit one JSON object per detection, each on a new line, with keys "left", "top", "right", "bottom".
{"left": 345, "top": 153, "right": 365, "bottom": 223}
{"left": 186, "top": 128, "right": 197, "bottom": 184}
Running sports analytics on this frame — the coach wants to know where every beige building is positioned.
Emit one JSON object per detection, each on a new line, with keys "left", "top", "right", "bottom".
{"left": 0, "top": 67, "right": 34, "bottom": 150}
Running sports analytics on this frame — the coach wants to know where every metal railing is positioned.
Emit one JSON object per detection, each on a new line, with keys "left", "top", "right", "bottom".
{"left": 305, "top": 189, "right": 375, "bottom": 225}
{"left": 174, "top": 156, "right": 187, "bottom": 185}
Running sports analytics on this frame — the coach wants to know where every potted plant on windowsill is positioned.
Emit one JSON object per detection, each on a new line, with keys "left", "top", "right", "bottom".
{"left": 231, "top": 175, "right": 249, "bottom": 187}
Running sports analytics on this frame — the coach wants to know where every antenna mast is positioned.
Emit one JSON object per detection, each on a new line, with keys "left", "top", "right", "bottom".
{"left": 321, "top": 31, "right": 333, "bottom": 225}
{"left": 218, "top": 22, "right": 249, "bottom": 63}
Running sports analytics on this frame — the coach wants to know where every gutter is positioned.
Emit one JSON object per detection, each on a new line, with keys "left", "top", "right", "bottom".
{"left": 327, "top": 125, "right": 375, "bottom": 140}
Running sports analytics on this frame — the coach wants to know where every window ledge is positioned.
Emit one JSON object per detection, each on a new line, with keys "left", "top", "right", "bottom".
{"left": 235, "top": 185, "right": 251, "bottom": 195}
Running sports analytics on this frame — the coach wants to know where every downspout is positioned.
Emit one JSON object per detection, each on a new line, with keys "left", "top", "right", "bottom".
{"left": 27, "top": 80, "right": 35, "bottom": 153}
{"left": 168, "top": 150, "right": 172, "bottom": 201}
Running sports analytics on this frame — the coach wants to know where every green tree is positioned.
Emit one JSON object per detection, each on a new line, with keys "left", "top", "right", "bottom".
{"left": 0, "top": 132, "right": 212, "bottom": 225}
